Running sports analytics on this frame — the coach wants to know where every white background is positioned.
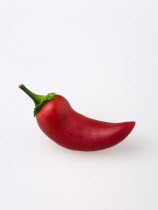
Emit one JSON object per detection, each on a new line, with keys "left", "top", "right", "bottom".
{"left": 0, "top": 0, "right": 158, "bottom": 209}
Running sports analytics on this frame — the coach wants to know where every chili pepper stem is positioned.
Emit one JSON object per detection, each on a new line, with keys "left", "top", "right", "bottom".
{"left": 19, "top": 84, "right": 43, "bottom": 106}
{"left": 19, "top": 84, "right": 55, "bottom": 116}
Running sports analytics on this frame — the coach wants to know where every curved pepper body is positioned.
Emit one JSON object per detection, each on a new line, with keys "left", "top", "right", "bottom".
{"left": 36, "top": 95, "right": 135, "bottom": 151}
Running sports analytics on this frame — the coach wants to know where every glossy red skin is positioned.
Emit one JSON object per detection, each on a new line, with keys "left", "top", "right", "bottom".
{"left": 36, "top": 95, "right": 135, "bottom": 151}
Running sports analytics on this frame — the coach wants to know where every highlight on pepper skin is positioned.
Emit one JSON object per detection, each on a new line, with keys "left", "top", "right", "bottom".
{"left": 19, "top": 84, "right": 136, "bottom": 151}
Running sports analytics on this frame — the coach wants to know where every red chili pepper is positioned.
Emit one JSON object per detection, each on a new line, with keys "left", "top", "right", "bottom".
{"left": 19, "top": 84, "right": 135, "bottom": 151}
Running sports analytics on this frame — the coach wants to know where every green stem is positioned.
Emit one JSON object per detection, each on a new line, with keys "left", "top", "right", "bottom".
{"left": 19, "top": 84, "right": 43, "bottom": 106}
{"left": 19, "top": 84, "right": 55, "bottom": 116}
